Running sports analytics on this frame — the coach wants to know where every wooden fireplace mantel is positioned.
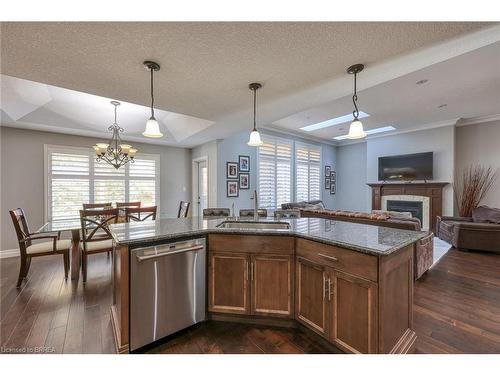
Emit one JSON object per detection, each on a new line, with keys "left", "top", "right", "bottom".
{"left": 367, "top": 182, "right": 449, "bottom": 233}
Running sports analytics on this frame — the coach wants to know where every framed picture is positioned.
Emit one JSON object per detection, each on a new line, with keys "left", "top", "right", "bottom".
{"left": 226, "top": 162, "right": 238, "bottom": 179}
{"left": 239, "top": 173, "right": 249, "bottom": 189}
{"left": 325, "top": 177, "right": 331, "bottom": 189}
{"left": 330, "top": 182, "right": 336, "bottom": 195}
{"left": 239, "top": 155, "right": 250, "bottom": 172}
{"left": 227, "top": 180, "right": 239, "bottom": 197}
{"left": 325, "top": 165, "right": 331, "bottom": 176}
{"left": 331, "top": 171, "right": 336, "bottom": 182}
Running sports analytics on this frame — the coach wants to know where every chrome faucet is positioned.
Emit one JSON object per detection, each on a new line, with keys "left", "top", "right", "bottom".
{"left": 253, "top": 189, "right": 259, "bottom": 221}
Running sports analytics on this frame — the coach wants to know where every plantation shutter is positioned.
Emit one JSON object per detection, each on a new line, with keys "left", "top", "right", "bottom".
{"left": 295, "top": 142, "right": 321, "bottom": 202}
{"left": 258, "top": 135, "right": 292, "bottom": 209}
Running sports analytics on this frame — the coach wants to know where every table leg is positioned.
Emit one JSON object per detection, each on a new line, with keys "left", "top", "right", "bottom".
{"left": 70, "top": 229, "right": 81, "bottom": 280}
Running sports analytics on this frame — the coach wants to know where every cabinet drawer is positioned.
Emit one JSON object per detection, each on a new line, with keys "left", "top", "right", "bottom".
{"left": 296, "top": 239, "right": 378, "bottom": 282}
{"left": 209, "top": 234, "right": 294, "bottom": 255}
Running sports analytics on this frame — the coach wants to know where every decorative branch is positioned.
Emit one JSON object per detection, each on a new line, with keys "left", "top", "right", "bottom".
{"left": 453, "top": 165, "right": 498, "bottom": 217}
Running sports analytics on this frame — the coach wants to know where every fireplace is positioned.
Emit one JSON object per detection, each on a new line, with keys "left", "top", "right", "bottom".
{"left": 387, "top": 200, "right": 423, "bottom": 224}
{"left": 367, "top": 182, "right": 448, "bottom": 233}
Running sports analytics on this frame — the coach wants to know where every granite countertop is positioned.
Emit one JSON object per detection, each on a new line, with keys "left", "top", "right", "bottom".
{"left": 110, "top": 216, "right": 428, "bottom": 256}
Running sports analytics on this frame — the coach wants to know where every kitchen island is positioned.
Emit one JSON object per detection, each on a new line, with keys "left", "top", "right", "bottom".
{"left": 109, "top": 217, "right": 427, "bottom": 354}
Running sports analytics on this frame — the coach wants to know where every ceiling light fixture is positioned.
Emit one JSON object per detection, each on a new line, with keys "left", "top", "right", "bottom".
{"left": 93, "top": 101, "right": 137, "bottom": 169}
{"left": 142, "top": 61, "right": 163, "bottom": 138}
{"left": 300, "top": 111, "right": 370, "bottom": 132}
{"left": 334, "top": 126, "right": 396, "bottom": 140}
{"left": 247, "top": 82, "right": 264, "bottom": 147}
{"left": 346, "top": 64, "right": 367, "bottom": 139}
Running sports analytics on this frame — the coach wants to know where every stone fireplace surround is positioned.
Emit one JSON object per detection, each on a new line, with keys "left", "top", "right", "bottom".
{"left": 382, "top": 195, "right": 430, "bottom": 231}
{"left": 367, "top": 182, "right": 449, "bottom": 233}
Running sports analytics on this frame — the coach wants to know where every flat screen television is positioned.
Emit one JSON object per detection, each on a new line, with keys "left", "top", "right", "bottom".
{"left": 378, "top": 152, "right": 433, "bottom": 181}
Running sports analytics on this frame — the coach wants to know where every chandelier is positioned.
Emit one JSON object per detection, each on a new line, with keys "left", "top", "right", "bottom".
{"left": 93, "top": 101, "right": 137, "bottom": 169}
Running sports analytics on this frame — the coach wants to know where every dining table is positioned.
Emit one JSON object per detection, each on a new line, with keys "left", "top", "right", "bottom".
{"left": 36, "top": 206, "right": 131, "bottom": 280}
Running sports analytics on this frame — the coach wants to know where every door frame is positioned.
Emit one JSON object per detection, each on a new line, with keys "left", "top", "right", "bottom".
{"left": 192, "top": 156, "right": 209, "bottom": 217}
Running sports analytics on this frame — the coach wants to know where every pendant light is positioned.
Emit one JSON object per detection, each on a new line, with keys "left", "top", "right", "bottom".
{"left": 247, "top": 82, "right": 264, "bottom": 147}
{"left": 142, "top": 60, "right": 163, "bottom": 138}
{"left": 346, "top": 64, "right": 367, "bottom": 139}
{"left": 93, "top": 101, "right": 137, "bottom": 169}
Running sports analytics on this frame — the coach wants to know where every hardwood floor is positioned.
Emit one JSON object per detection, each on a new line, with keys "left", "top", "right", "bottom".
{"left": 1, "top": 247, "right": 499, "bottom": 354}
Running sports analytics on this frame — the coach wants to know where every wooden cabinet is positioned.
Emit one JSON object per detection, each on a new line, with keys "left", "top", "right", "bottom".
{"left": 251, "top": 254, "right": 293, "bottom": 317}
{"left": 208, "top": 252, "right": 250, "bottom": 314}
{"left": 329, "top": 270, "right": 377, "bottom": 353}
{"left": 295, "top": 257, "right": 329, "bottom": 337}
{"left": 208, "top": 235, "right": 295, "bottom": 318}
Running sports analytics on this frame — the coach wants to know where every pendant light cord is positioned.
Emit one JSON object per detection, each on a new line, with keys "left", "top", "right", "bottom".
{"left": 253, "top": 87, "right": 257, "bottom": 131}
{"left": 352, "top": 72, "right": 359, "bottom": 121}
{"left": 114, "top": 103, "right": 118, "bottom": 124}
{"left": 150, "top": 68, "right": 155, "bottom": 118}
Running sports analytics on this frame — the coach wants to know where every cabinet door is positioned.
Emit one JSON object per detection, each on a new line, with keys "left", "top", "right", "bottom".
{"left": 295, "top": 257, "right": 329, "bottom": 337}
{"left": 251, "top": 254, "right": 293, "bottom": 317}
{"left": 329, "top": 270, "right": 377, "bottom": 353}
{"left": 208, "top": 252, "right": 250, "bottom": 314}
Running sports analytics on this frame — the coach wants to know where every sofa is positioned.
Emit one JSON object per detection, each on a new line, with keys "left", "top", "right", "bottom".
{"left": 437, "top": 206, "right": 500, "bottom": 254}
{"left": 281, "top": 200, "right": 434, "bottom": 280}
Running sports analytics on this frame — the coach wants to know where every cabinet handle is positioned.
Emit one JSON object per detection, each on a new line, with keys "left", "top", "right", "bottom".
{"left": 246, "top": 261, "right": 249, "bottom": 281}
{"left": 251, "top": 262, "right": 254, "bottom": 281}
{"left": 318, "top": 253, "right": 338, "bottom": 262}
{"left": 328, "top": 278, "right": 332, "bottom": 301}
{"left": 323, "top": 275, "right": 327, "bottom": 300}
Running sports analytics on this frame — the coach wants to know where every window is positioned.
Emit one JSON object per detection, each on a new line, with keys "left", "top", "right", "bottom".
{"left": 257, "top": 135, "right": 292, "bottom": 209}
{"left": 295, "top": 142, "right": 321, "bottom": 202}
{"left": 45, "top": 145, "right": 160, "bottom": 221}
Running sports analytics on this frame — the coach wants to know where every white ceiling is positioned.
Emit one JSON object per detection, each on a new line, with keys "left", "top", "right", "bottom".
{"left": 0, "top": 22, "right": 498, "bottom": 147}
{"left": 0, "top": 75, "right": 214, "bottom": 146}
{"left": 273, "top": 41, "right": 500, "bottom": 142}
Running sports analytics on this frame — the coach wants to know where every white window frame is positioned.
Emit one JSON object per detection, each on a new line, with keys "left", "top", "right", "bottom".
{"left": 44, "top": 144, "right": 160, "bottom": 222}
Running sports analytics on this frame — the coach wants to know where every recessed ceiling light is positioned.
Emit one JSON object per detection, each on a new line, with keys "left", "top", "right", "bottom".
{"left": 300, "top": 111, "right": 370, "bottom": 132}
{"left": 334, "top": 126, "right": 396, "bottom": 140}
{"left": 416, "top": 79, "right": 428, "bottom": 85}
{"left": 438, "top": 104, "right": 447, "bottom": 108}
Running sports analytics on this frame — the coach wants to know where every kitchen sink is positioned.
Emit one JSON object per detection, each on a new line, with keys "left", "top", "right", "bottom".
{"left": 216, "top": 221, "right": 291, "bottom": 230}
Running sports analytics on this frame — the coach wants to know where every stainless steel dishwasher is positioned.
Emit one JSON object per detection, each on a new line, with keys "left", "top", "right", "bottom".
{"left": 130, "top": 238, "right": 206, "bottom": 351}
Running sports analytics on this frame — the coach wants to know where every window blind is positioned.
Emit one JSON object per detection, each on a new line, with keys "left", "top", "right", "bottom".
{"left": 295, "top": 142, "right": 321, "bottom": 202}
{"left": 258, "top": 135, "right": 292, "bottom": 209}
{"left": 46, "top": 146, "right": 160, "bottom": 221}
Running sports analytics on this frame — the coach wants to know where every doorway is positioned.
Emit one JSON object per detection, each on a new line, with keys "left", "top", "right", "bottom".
{"left": 192, "top": 157, "right": 209, "bottom": 217}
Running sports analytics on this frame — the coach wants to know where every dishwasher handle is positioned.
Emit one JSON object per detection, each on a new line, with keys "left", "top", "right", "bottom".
{"left": 136, "top": 244, "right": 204, "bottom": 262}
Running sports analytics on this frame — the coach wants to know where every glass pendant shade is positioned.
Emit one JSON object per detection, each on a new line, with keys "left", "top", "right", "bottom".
{"left": 346, "top": 120, "right": 367, "bottom": 139}
{"left": 247, "top": 129, "right": 263, "bottom": 146}
{"left": 143, "top": 117, "right": 163, "bottom": 138}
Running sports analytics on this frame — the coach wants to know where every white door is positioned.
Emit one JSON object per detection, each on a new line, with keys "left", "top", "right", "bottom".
{"left": 197, "top": 160, "right": 208, "bottom": 215}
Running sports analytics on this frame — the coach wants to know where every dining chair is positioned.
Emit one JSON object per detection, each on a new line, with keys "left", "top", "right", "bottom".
{"left": 79, "top": 208, "right": 119, "bottom": 282}
{"left": 83, "top": 202, "right": 113, "bottom": 209}
{"left": 125, "top": 206, "right": 157, "bottom": 222}
{"left": 239, "top": 209, "right": 268, "bottom": 218}
{"left": 177, "top": 201, "right": 190, "bottom": 218}
{"left": 203, "top": 208, "right": 230, "bottom": 218}
{"left": 116, "top": 201, "right": 141, "bottom": 208}
{"left": 274, "top": 209, "right": 301, "bottom": 218}
{"left": 9, "top": 208, "right": 70, "bottom": 288}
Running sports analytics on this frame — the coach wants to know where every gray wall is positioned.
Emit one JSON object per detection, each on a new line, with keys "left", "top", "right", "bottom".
{"left": 336, "top": 142, "right": 369, "bottom": 211}
{"left": 456, "top": 120, "right": 500, "bottom": 209}
{"left": 1, "top": 127, "right": 192, "bottom": 251}
{"left": 335, "top": 125, "right": 456, "bottom": 214}
{"left": 367, "top": 125, "right": 456, "bottom": 215}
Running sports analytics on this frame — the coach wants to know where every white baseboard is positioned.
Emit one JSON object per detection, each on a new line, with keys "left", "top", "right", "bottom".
{"left": 0, "top": 248, "right": 20, "bottom": 259}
